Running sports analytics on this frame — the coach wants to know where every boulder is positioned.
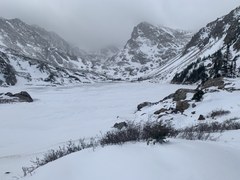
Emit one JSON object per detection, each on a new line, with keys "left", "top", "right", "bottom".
{"left": 198, "top": 115, "right": 206, "bottom": 120}
{"left": 175, "top": 100, "right": 190, "bottom": 113}
{"left": 163, "top": 88, "right": 196, "bottom": 101}
{"left": 13, "top": 91, "right": 33, "bottom": 102}
{"left": 201, "top": 77, "right": 225, "bottom": 89}
{"left": 113, "top": 122, "right": 128, "bottom": 130}
{"left": 0, "top": 91, "right": 34, "bottom": 104}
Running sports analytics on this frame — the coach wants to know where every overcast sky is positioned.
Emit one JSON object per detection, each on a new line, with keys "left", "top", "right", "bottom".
{"left": 0, "top": 0, "right": 240, "bottom": 50}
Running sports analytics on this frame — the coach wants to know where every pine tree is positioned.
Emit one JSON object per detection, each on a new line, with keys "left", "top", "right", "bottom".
{"left": 213, "top": 50, "right": 223, "bottom": 77}
{"left": 223, "top": 45, "right": 232, "bottom": 76}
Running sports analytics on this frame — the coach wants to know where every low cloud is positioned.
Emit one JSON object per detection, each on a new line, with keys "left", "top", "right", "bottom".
{"left": 0, "top": 0, "right": 239, "bottom": 49}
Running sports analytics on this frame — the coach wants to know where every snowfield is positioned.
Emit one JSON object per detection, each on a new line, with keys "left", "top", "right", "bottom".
{"left": 25, "top": 138, "right": 240, "bottom": 180}
{"left": 1, "top": 82, "right": 240, "bottom": 180}
{"left": 0, "top": 82, "right": 190, "bottom": 178}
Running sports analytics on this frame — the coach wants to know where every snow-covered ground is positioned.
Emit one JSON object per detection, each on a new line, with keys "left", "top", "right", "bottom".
{"left": 137, "top": 89, "right": 240, "bottom": 129}
{"left": 1, "top": 82, "right": 240, "bottom": 180}
{"left": 0, "top": 82, "right": 191, "bottom": 178}
{"left": 24, "top": 136, "right": 240, "bottom": 180}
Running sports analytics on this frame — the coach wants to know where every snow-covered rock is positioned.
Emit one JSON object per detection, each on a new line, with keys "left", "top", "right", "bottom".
{"left": 135, "top": 78, "right": 240, "bottom": 129}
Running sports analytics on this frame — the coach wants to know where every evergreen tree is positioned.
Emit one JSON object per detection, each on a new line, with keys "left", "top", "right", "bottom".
{"left": 213, "top": 50, "right": 223, "bottom": 77}
{"left": 223, "top": 45, "right": 232, "bottom": 76}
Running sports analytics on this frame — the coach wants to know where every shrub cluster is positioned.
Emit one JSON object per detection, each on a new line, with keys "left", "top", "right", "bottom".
{"left": 100, "top": 121, "right": 173, "bottom": 146}
{"left": 177, "top": 119, "right": 240, "bottom": 140}
{"left": 100, "top": 122, "right": 141, "bottom": 145}
{"left": 23, "top": 119, "right": 240, "bottom": 176}
{"left": 22, "top": 139, "right": 97, "bottom": 176}
{"left": 23, "top": 121, "right": 171, "bottom": 176}
{"left": 209, "top": 109, "right": 230, "bottom": 119}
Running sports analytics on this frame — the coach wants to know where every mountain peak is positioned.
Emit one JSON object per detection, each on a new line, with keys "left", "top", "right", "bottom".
{"left": 103, "top": 22, "right": 192, "bottom": 80}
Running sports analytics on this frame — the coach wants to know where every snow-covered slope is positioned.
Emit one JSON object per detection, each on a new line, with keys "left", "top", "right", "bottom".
{"left": 103, "top": 22, "right": 192, "bottom": 80}
{"left": 23, "top": 139, "right": 240, "bottom": 180}
{"left": 0, "top": 51, "right": 109, "bottom": 86}
{"left": 135, "top": 78, "right": 240, "bottom": 130}
{"left": 0, "top": 18, "right": 91, "bottom": 69}
{"left": 148, "top": 6, "right": 240, "bottom": 83}
{"left": 0, "top": 18, "right": 111, "bottom": 86}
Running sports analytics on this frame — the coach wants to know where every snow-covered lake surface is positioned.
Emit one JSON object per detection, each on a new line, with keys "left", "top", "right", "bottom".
{"left": 0, "top": 82, "right": 191, "bottom": 177}
{"left": 1, "top": 82, "right": 240, "bottom": 180}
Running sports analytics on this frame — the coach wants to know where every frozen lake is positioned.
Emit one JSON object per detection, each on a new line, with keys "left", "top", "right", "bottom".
{"left": 1, "top": 82, "right": 240, "bottom": 180}
{"left": 0, "top": 82, "right": 192, "bottom": 177}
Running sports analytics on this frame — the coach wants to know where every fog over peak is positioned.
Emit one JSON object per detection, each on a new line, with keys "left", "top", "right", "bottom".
{"left": 0, "top": 0, "right": 239, "bottom": 50}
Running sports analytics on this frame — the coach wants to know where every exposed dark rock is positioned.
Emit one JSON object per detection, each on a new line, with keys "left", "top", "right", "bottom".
{"left": 154, "top": 108, "right": 168, "bottom": 115}
{"left": 192, "top": 90, "right": 204, "bottom": 102}
{"left": 0, "top": 91, "right": 33, "bottom": 104}
{"left": 201, "top": 77, "right": 225, "bottom": 89}
{"left": 192, "top": 103, "right": 197, "bottom": 108}
{"left": 0, "top": 53, "right": 17, "bottom": 86}
{"left": 173, "top": 89, "right": 196, "bottom": 101}
{"left": 13, "top": 91, "right": 33, "bottom": 102}
{"left": 137, "top": 102, "right": 152, "bottom": 111}
{"left": 113, "top": 122, "right": 128, "bottom": 130}
{"left": 5, "top": 92, "right": 13, "bottom": 96}
{"left": 198, "top": 115, "right": 206, "bottom": 121}
{"left": 191, "top": 111, "right": 196, "bottom": 114}
{"left": 164, "top": 88, "right": 196, "bottom": 101}
{"left": 175, "top": 100, "right": 190, "bottom": 113}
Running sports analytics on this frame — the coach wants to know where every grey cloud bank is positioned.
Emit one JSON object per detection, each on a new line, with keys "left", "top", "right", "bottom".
{"left": 0, "top": 0, "right": 240, "bottom": 49}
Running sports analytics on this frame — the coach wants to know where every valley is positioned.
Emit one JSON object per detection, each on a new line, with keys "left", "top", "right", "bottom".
{"left": 1, "top": 2, "right": 240, "bottom": 180}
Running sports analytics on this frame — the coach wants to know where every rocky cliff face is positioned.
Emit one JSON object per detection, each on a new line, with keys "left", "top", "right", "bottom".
{"left": 103, "top": 22, "right": 192, "bottom": 80}
{"left": 172, "top": 6, "right": 240, "bottom": 84}
{"left": 148, "top": 6, "right": 240, "bottom": 84}
{"left": 183, "top": 6, "right": 240, "bottom": 55}
{"left": 0, "top": 52, "right": 17, "bottom": 86}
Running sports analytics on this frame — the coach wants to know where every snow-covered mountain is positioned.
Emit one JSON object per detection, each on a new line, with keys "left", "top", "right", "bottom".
{"left": 0, "top": 18, "right": 110, "bottom": 86}
{"left": 149, "top": 6, "right": 240, "bottom": 84}
{"left": 102, "top": 22, "right": 192, "bottom": 80}
{"left": 86, "top": 45, "right": 120, "bottom": 70}
{"left": 0, "top": 18, "right": 92, "bottom": 69}
{"left": 0, "top": 18, "right": 192, "bottom": 85}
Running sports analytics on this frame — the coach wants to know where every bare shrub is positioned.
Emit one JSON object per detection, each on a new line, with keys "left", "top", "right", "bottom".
{"left": 100, "top": 122, "right": 141, "bottom": 145}
{"left": 177, "top": 131, "right": 213, "bottom": 141}
{"left": 22, "top": 139, "right": 97, "bottom": 176}
{"left": 177, "top": 119, "right": 240, "bottom": 140}
{"left": 23, "top": 118, "right": 240, "bottom": 176}
{"left": 209, "top": 109, "right": 230, "bottom": 119}
{"left": 142, "top": 121, "right": 174, "bottom": 144}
